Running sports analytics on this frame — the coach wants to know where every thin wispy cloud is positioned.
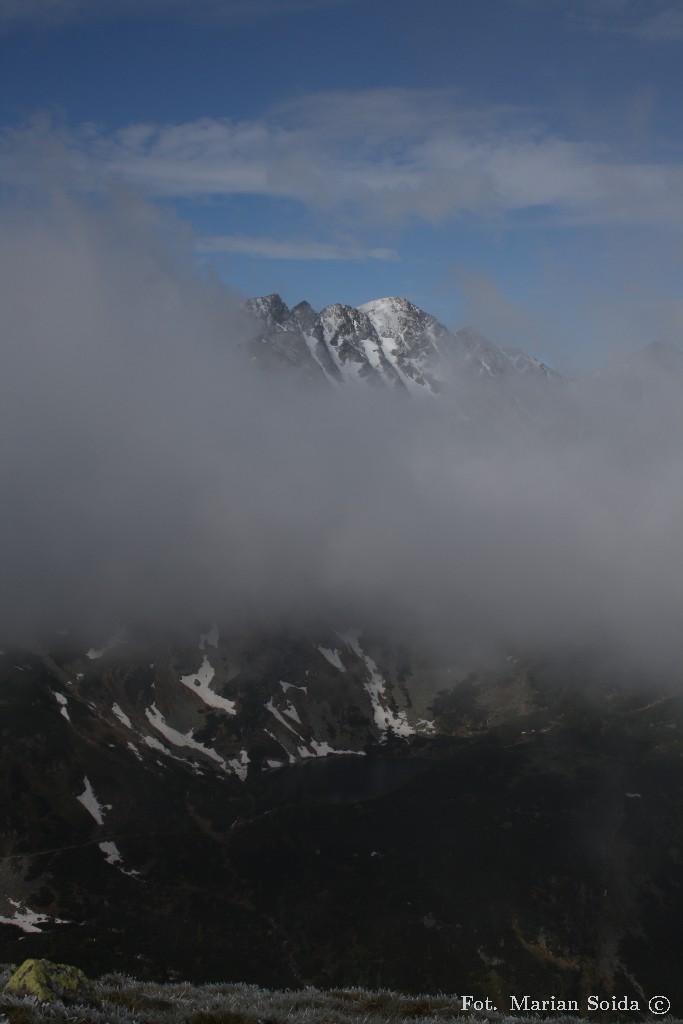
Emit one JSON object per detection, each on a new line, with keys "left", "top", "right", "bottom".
{"left": 4, "top": 90, "right": 683, "bottom": 231}
{"left": 195, "top": 235, "right": 397, "bottom": 261}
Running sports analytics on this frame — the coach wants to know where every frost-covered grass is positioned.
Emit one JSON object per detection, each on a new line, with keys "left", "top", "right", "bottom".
{"left": 0, "top": 969, "right": 680, "bottom": 1024}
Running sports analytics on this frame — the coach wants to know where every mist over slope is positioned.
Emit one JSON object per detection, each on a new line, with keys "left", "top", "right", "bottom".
{"left": 2, "top": 190, "right": 683, "bottom": 673}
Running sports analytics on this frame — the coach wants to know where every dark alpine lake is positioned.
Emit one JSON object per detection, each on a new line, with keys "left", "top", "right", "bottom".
{"left": 261, "top": 754, "right": 430, "bottom": 804}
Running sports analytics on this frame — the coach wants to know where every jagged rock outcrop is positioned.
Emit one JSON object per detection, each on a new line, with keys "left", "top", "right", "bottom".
{"left": 244, "top": 293, "right": 561, "bottom": 394}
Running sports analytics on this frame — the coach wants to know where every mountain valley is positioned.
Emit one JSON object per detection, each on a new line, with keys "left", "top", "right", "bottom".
{"left": 2, "top": 295, "right": 683, "bottom": 1012}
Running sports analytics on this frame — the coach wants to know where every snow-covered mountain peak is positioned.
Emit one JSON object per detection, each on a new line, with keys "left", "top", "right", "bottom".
{"left": 357, "top": 296, "right": 424, "bottom": 337}
{"left": 244, "top": 293, "right": 561, "bottom": 394}
{"left": 244, "top": 293, "right": 290, "bottom": 328}
{"left": 359, "top": 296, "right": 448, "bottom": 348}
{"left": 287, "top": 300, "right": 318, "bottom": 333}
{"left": 313, "top": 303, "right": 401, "bottom": 385}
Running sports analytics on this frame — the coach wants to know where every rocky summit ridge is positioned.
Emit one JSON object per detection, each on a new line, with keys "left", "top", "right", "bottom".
{"left": 243, "top": 294, "right": 560, "bottom": 392}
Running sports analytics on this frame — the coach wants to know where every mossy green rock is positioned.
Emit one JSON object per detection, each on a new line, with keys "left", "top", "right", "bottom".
{"left": 4, "top": 958, "right": 90, "bottom": 1003}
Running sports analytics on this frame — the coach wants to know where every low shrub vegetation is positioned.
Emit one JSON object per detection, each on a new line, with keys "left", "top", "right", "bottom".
{"left": 1, "top": 964, "right": 679, "bottom": 1024}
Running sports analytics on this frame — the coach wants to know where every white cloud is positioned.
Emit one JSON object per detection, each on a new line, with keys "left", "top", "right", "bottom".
{"left": 3, "top": 90, "right": 683, "bottom": 230}
{"left": 195, "top": 235, "right": 397, "bottom": 261}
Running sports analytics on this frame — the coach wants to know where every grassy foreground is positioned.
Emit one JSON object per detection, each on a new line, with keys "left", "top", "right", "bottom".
{"left": 0, "top": 969, "right": 470, "bottom": 1024}
{"left": 1, "top": 966, "right": 681, "bottom": 1024}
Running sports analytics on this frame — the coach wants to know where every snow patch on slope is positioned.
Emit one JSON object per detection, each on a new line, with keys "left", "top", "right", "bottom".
{"left": 296, "top": 740, "right": 363, "bottom": 758}
{"left": 281, "top": 680, "right": 307, "bottom": 695}
{"left": 336, "top": 628, "right": 415, "bottom": 740}
{"left": 282, "top": 700, "right": 301, "bottom": 724}
{"left": 77, "top": 776, "right": 107, "bottom": 825}
{"left": 52, "top": 690, "right": 70, "bottom": 722}
{"left": 99, "top": 841, "right": 141, "bottom": 877}
{"left": 180, "top": 655, "right": 236, "bottom": 714}
{"left": 142, "top": 733, "right": 172, "bottom": 756}
{"left": 266, "top": 698, "right": 302, "bottom": 736}
{"left": 228, "top": 749, "right": 250, "bottom": 781}
{"left": 145, "top": 704, "right": 227, "bottom": 768}
{"left": 112, "top": 703, "right": 132, "bottom": 729}
{"left": 0, "top": 899, "right": 68, "bottom": 934}
{"left": 317, "top": 646, "right": 346, "bottom": 672}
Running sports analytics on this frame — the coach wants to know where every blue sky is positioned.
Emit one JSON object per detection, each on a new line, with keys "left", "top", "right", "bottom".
{"left": 2, "top": 0, "right": 683, "bottom": 366}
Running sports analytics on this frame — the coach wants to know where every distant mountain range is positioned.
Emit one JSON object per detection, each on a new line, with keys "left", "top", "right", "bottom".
{"left": 4, "top": 624, "right": 683, "bottom": 1004}
{"left": 244, "top": 293, "right": 683, "bottom": 401}
{"left": 244, "top": 293, "right": 560, "bottom": 391}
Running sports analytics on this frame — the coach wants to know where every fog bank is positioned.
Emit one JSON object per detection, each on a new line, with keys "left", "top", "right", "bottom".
{"left": 2, "top": 189, "right": 683, "bottom": 674}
